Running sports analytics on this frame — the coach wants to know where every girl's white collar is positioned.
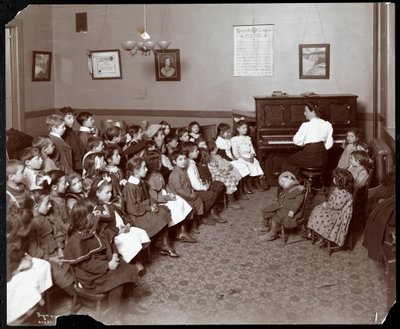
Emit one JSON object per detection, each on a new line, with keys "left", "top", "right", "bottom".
{"left": 128, "top": 176, "right": 140, "bottom": 185}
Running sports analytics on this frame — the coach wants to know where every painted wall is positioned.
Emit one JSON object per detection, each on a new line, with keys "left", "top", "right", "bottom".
{"left": 12, "top": 4, "right": 377, "bottom": 140}
{"left": 49, "top": 3, "right": 374, "bottom": 112}
{"left": 14, "top": 5, "right": 55, "bottom": 113}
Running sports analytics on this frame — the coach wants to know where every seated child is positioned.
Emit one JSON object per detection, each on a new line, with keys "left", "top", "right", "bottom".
{"left": 159, "top": 120, "right": 171, "bottom": 136}
{"left": 215, "top": 123, "right": 250, "bottom": 196}
{"left": 82, "top": 136, "right": 104, "bottom": 173}
{"left": 168, "top": 149, "right": 205, "bottom": 234}
{"left": 122, "top": 124, "right": 146, "bottom": 159}
{"left": 144, "top": 150, "right": 195, "bottom": 243}
{"left": 46, "top": 114, "right": 73, "bottom": 174}
{"left": 165, "top": 132, "right": 179, "bottom": 159}
{"left": 103, "top": 144, "right": 127, "bottom": 208}
{"left": 188, "top": 121, "right": 205, "bottom": 144}
{"left": 231, "top": 120, "right": 265, "bottom": 193}
{"left": 347, "top": 150, "right": 372, "bottom": 189}
{"left": 88, "top": 176, "right": 151, "bottom": 265}
{"left": 82, "top": 151, "right": 107, "bottom": 194}
{"left": 199, "top": 141, "right": 242, "bottom": 209}
{"left": 6, "top": 160, "right": 27, "bottom": 211}
{"left": 337, "top": 128, "right": 368, "bottom": 169}
{"left": 25, "top": 190, "right": 74, "bottom": 293}
{"left": 259, "top": 171, "right": 306, "bottom": 241}
{"left": 7, "top": 207, "right": 53, "bottom": 325}
{"left": 103, "top": 125, "right": 123, "bottom": 146}
{"left": 176, "top": 127, "right": 190, "bottom": 146}
{"left": 77, "top": 111, "right": 100, "bottom": 147}
{"left": 307, "top": 168, "right": 354, "bottom": 248}
{"left": 59, "top": 106, "right": 86, "bottom": 173}
{"left": 182, "top": 141, "right": 227, "bottom": 224}
{"left": 122, "top": 157, "right": 179, "bottom": 258}
{"left": 20, "top": 147, "right": 48, "bottom": 191}
{"left": 47, "top": 170, "right": 71, "bottom": 239}
{"left": 65, "top": 172, "right": 86, "bottom": 212}
{"left": 32, "top": 136, "right": 59, "bottom": 172}
{"left": 63, "top": 198, "right": 144, "bottom": 325}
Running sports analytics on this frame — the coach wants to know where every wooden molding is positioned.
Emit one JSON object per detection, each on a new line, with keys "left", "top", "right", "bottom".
{"left": 25, "top": 108, "right": 233, "bottom": 119}
{"left": 24, "top": 109, "right": 55, "bottom": 119}
{"left": 25, "top": 108, "right": 378, "bottom": 122}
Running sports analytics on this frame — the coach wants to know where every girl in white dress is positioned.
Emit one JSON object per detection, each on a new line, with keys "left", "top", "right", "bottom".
{"left": 215, "top": 123, "right": 250, "bottom": 198}
{"left": 7, "top": 208, "right": 53, "bottom": 325}
{"left": 231, "top": 120, "right": 265, "bottom": 193}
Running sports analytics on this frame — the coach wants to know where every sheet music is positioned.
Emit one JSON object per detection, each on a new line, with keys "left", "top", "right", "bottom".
{"left": 233, "top": 24, "right": 274, "bottom": 77}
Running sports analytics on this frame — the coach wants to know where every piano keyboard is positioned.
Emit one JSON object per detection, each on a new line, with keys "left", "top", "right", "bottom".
{"left": 263, "top": 139, "right": 345, "bottom": 145}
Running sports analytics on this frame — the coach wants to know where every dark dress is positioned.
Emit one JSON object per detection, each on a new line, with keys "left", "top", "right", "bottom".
{"left": 63, "top": 229, "right": 138, "bottom": 294}
{"left": 26, "top": 215, "right": 73, "bottom": 289}
{"left": 49, "top": 134, "right": 73, "bottom": 174}
{"left": 122, "top": 179, "right": 170, "bottom": 238}
{"left": 62, "top": 127, "right": 86, "bottom": 172}
{"left": 168, "top": 166, "right": 204, "bottom": 216}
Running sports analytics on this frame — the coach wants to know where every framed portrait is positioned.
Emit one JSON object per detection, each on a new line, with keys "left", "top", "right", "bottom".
{"left": 32, "top": 51, "right": 52, "bottom": 81}
{"left": 89, "top": 49, "right": 122, "bottom": 79}
{"left": 154, "top": 49, "right": 181, "bottom": 81}
{"left": 299, "top": 44, "right": 330, "bottom": 79}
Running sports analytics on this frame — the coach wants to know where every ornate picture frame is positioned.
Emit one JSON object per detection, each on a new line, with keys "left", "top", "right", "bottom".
{"left": 299, "top": 43, "right": 330, "bottom": 79}
{"left": 32, "top": 51, "right": 52, "bottom": 81}
{"left": 89, "top": 49, "right": 122, "bottom": 80}
{"left": 154, "top": 49, "right": 181, "bottom": 81}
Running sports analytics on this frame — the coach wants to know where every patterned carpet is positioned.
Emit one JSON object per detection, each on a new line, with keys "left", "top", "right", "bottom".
{"left": 27, "top": 188, "right": 393, "bottom": 325}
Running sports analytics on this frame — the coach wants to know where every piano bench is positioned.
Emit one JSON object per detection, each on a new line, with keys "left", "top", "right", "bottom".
{"left": 300, "top": 167, "right": 326, "bottom": 195}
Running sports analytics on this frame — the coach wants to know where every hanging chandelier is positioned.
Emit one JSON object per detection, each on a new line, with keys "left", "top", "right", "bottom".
{"left": 121, "top": 4, "right": 170, "bottom": 57}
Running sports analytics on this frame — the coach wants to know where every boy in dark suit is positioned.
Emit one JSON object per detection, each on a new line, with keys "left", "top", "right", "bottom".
{"left": 46, "top": 114, "right": 73, "bottom": 174}
{"left": 77, "top": 111, "right": 100, "bottom": 148}
{"left": 59, "top": 106, "right": 86, "bottom": 174}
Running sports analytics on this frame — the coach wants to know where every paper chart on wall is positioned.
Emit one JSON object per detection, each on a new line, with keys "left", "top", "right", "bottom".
{"left": 233, "top": 24, "right": 274, "bottom": 77}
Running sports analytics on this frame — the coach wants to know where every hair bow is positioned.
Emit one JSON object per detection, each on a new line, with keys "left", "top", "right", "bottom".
{"left": 97, "top": 175, "right": 112, "bottom": 187}
{"left": 233, "top": 116, "right": 245, "bottom": 123}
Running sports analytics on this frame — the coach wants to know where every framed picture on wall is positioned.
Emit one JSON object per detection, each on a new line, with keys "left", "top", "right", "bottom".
{"left": 32, "top": 51, "right": 52, "bottom": 81}
{"left": 299, "top": 44, "right": 330, "bottom": 79}
{"left": 89, "top": 49, "right": 122, "bottom": 79}
{"left": 154, "top": 49, "right": 181, "bottom": 81}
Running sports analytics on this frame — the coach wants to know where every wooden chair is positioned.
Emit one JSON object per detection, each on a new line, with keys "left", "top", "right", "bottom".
{"left": 69, "top": 265, "right": 107, "bottom": 318}
{"left": 322, "top": 168, "right": 373, "bottom": 256}
{"left": 280, "top": 179, "right": 311, "bottom": 246}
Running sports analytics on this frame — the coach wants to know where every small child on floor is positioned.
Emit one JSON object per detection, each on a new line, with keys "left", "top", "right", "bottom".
{"left": 259, "top": 171, "right": 306, "bottom": 241}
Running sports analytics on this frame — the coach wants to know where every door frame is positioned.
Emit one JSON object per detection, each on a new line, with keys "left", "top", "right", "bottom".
{"left": 5, "top": 19, "right": 25, "bottom": 132}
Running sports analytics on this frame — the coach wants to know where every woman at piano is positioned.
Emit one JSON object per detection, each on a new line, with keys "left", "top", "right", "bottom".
{"left": 282, "top": 100, "right": 333, "bottom": 176}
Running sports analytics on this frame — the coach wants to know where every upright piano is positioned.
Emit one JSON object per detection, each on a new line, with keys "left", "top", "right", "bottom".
{"left": 255, "top": 94, "right": 358, "bottom": 186}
